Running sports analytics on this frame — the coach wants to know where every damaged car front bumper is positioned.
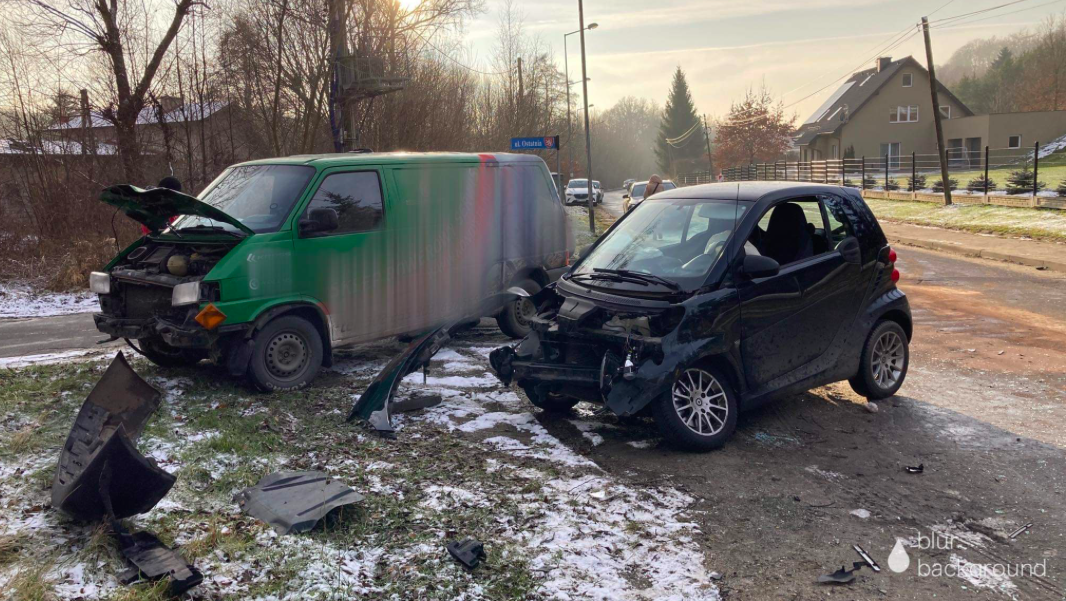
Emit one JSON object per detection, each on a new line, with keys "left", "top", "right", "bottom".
{"left": 94, "top": 313, "right": 243, "bottom": 348}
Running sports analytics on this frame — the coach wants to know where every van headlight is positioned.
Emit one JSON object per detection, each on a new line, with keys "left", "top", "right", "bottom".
{"left": 89, "top": 272, "right": 111, "bottom": 294}
{"left": 172, "top": 281, "right": 201, "bottom": 306}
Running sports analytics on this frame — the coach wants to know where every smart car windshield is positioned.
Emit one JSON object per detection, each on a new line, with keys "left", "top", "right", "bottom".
{"left": 571, "top": 198, "right": 744, "bottom": 292}
{"left": 173, "top": 165, "right": 315, "bottom": 234}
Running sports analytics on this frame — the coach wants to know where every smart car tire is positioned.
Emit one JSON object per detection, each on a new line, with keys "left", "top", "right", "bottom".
{"left": 138, "top": 337, "right": 205, "bottom": 368}
{"left": 653, "top": 364, "right": 738, "bottom": 452}
{"left": 497, "top": 279, "right": 541, "bottom": 339}
{"left": 851, "top": 320, "right": 909, "bottom": 400}
{"left": 248, "top": 316, "right": 323, "bottom": 392}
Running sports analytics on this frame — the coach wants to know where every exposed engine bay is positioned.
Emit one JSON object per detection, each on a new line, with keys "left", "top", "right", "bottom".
{"left": 112, "top": 240, "right": 233, "bottom": 282}
{"left": 489, "top": 283, "right": 718, "bottom": 418}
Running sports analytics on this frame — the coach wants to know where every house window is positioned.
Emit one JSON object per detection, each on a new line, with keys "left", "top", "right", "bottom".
{"left": 880, "top": 142, "right": 901, "bottom": 169}
{"left": 902, "top": 73, "right": 913, "bottom": 87}
{"left": 939, "top": 106, "right": 951, "bottom": 119}
{"left": 1008, "top": 135, "right": 1022, "bottom": 149}
{"left": 890, "top": 105, "right": 919, "bottom": 123}
{"left": 831, "top": 144, "right": 839, "bottom": 159}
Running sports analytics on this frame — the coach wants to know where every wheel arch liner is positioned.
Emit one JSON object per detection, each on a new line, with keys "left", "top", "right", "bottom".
{"left": 51, "top": 352, "right": 175, "bottom": 522}
{"left": 234, "top": 471, "right": 364, "bottom": 535}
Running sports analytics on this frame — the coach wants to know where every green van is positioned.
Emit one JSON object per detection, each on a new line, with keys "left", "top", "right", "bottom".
{"left": 91, "top": 152, "right": 573, "bottom": 391}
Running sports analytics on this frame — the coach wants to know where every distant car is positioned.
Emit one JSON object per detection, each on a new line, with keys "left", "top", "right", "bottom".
{"left": 623, "top": 179, "right": 677, "bottom": 212}
{"left": 489, "top": 182, "right": 911, "bottom": 451}
{"left": 592, "top": 181, "right": 604, "bottom": 204}
{"left": 623, "top": 178, "right": 636, "bottom": 190}
{"left": 565, "top": 179, "right": 594, "bottom": 205}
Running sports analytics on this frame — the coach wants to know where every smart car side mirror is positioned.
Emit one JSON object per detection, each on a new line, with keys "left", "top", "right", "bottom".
{"left": 837, "top": 236, "right": 861, "bottom": 264}
{"left": 299, "top": 208, "right": 339, "bottom": 235}
{"left": 742, "top": 254, "right": 780, "bottom": 279}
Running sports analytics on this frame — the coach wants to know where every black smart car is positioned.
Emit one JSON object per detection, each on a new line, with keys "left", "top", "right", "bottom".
{"left": 489, "top": 182, "right": 911, "bottom": 451}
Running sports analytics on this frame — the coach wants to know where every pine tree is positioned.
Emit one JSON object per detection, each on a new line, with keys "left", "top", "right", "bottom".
{"left": 1006, "top": 169, "right": 1046, "bottom": 194}
{"left": 932, "top": 177, "right": 959, "bottom": 192}
{"left": 655, "top": 67, "right": 706, "bottom": 176}
{"left": 966, "top": 175, "right": 998, "bottom": 193}
{"left": 908, "top": 174, "right": 927, "bottom": 192}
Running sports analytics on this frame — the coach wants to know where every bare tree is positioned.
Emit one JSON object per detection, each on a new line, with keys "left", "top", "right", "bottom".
{"left": 17, "top": 0, "right": 203, "bottom": 182}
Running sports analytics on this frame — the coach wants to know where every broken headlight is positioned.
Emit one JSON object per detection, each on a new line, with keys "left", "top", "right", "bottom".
{"left": 171, "top": 281, "right": 200, "bottom": 307}
{"left": 89, "top": 272, "right": 111, "bottom": 294}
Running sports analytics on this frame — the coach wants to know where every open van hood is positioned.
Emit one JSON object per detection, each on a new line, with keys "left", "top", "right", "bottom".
{"left": 101, "top": 184, "right": 255, "bottom": 235}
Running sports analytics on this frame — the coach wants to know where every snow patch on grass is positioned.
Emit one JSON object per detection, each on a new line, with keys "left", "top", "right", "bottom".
{"left": 0, "top": 282, "right": 98, "bottom": 319}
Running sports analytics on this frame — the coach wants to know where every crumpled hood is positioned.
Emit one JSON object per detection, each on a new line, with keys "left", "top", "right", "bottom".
{"left": 101, "top": 184, "right": 255, "bottom": 235}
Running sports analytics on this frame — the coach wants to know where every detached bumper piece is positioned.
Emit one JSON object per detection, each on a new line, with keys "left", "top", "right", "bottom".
{"left": 115, "top": 524, "right": 203, "bottom": 595}
{"left": 447, "top": 538, "right": 486, "bottom": 570}
{"left": 51, "top": 353, "right": 201, "bottom": 595}
{"left": 234, "top": 471, "right": 364, "bottom": 535}
{"left": 52, "top": 352, "right": 174, "bottom": 521}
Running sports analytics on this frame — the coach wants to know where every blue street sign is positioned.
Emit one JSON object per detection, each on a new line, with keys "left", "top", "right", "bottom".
{"left": 511, "top": 136, "right": 559, "bottom": 151}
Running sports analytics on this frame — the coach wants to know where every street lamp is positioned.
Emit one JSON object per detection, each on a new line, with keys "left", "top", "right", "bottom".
{"left": 564, "top": 22, "right": 597, "bottom": 183}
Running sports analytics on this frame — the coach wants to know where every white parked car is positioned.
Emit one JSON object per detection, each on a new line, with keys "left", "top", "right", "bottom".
{"left": 623, "top": 179, "right": 677, "bottom": 212}
{"left": 565, "top": 179, "right": 594, "bottom": 205}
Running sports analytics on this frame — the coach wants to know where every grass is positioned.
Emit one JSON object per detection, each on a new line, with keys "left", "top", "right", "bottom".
{"left": 865, "top": 198, "right": 1066, "bottom": 243}
{"left": 568, "top": 205, "right": 618, "bottom": 250}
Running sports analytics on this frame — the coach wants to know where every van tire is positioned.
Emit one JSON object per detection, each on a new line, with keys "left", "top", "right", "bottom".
{"left": 850, "top": 320, "right": 909, "bottom": 400}
{"left": 652, "top": 364, "right": 738, "bottom": 452}
{"left": 497, "top": 279, "right": 541, "bottom": 339}
{"left": 138, "top": 337, "right": 204, "bottom": 368}
{"left": 248, "top": 316, "right": 323, "bottom": 392}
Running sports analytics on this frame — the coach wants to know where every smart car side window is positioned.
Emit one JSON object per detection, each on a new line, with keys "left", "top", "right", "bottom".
{"left": 819, "top": 194, "right": 854, "bottom": 249}
{"left": 304, "top": 171, "right": 384, "bottom": 235}
{"left": 749, "top": 198, "right": 830, "bottom": 267}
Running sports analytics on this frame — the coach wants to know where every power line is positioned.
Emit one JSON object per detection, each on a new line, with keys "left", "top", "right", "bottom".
{"left": 411, "top": 30, "right": 515, "bottom": 77}
{"left": 928, "top": 0, "right": 960, "bottom": 17}
{"left": 928, "top": 0, "right": 1038, "bottom": 26}
{"left": 931, "top": 0, "right": 1066, "bottom": 29}
{"left": 782, "top": 23, "right": 916, "bottom": 99}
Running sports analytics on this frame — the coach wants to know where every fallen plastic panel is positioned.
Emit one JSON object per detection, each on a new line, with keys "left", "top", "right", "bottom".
{"left": 348, "top": 288, "right": 528, "bottom": 432}
{"left": 115, "top": 523, "right": 203, "bottom": 595}
{"left": 391, "top": 394, "right": 443, "bottom": 414}
{"left": 234, "top": 471, "right": 364, "bottom": 535}
{"left": 447, "top": 538, "right": 486, "bottom": 570}
{"left": 51, "top": 353, "right": 175, "bottom": 521}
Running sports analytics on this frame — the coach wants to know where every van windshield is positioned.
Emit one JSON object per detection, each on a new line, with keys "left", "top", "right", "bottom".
{"left": 570, "top": 198, "right": 744, "bottom": 292}
{"left": 173, "top": 165, "right": 315, "bottom": 234}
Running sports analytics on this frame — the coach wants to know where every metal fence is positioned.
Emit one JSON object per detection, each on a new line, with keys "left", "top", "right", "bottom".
{"left": 712, "top": 143, "right": 1066, "bottom": 200}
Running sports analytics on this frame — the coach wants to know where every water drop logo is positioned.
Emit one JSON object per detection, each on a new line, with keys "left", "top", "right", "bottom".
{"left": 888, "top": 538, "right": 911, "bottom": 573}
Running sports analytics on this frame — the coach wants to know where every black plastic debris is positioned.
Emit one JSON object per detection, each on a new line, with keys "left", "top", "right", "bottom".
{"left": 817, "top": 564, "right": 861, "bottom": 584}
{"left": 234, "top": 471, "right": 364, "bottom": 535}
{"left": 392, "top": 394, "right": 443, "bottom": 414}
{"left": 853, "top": 544, "right": 881, "bottom": 572}
{"left": 447, "top": 538, "right": 486, "bottom": 570}
{"left": 904, "top": 463, "right": 924, "bottom": 474}
{"left": 349, "top": 288, "right": 529, "bottom": 433}
{"left": 115, "top": 523, "right": 203, "bottom": 595}
{"left": 52, "top": 352, "right": 175, "bottom": 522}
{"left": 1009, "top": 522, "right": 1033, "bottom": 539}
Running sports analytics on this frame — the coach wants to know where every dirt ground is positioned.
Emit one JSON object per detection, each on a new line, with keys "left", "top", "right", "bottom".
{"left": 533, "top": 247, "right": 1066, "bottom": 600}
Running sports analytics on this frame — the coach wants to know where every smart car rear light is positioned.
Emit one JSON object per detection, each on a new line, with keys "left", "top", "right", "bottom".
{"left": 891, "top": 269, "right": 901, "bottom": 283}
{"left": 888, "top": 248, "right": 898, "bottom": 263}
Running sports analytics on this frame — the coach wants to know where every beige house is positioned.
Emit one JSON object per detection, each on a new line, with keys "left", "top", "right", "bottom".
{"left": 794, "top": 56, "right": 1066, "bottom": 164}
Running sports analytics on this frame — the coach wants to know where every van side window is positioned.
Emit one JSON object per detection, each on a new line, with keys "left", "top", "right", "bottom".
{"left": 305, "top": 171, "right": 384, "bottom": 234}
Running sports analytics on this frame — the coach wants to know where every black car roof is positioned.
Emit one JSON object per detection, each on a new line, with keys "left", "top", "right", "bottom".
{"left": 649, "top": 182, "right": 855, "bottom": 204}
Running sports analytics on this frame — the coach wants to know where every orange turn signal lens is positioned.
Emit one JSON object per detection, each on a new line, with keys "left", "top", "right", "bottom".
{"left": 195, "top": 303, "right": 227, "bottom": 330}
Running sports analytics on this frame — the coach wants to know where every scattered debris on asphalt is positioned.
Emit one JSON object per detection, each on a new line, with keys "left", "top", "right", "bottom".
{"left": 905, "top": 463, "right": 925, "bottom": 474}
{"left": 864, "top": 401, "right": 879, "bottom": 413}
{"left": 817, "top": 564, "right": 861, "bottom": 584}
{"left": 447, "top": 538, "right": 486, "bottom": 570}
{"left": 850, "top": 508, "right": 871, "bottom": 519}
{"left": 1009, "top": 522, "right": 1033, "bottom": 539}
{"left": 234, "top": 471, "right": 364, "bottom": 535}
{"left": 114, "top": 522, "right": 203, "bottom": 595}
{"left": 51, "top": 353, "right": 175, "bottom": 521}
{"left": 853, "top": 544, "right": 881, "bottom": 572}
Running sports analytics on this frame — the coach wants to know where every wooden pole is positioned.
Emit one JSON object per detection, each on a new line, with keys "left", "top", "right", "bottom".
{"left": 922, "top": 17, "right": 952, "bottom": 205}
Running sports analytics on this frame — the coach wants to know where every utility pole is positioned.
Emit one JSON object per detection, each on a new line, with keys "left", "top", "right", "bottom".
{"left": 327, "top": 0, "right": 347, "bottom": 152}
{"left": 578, "top": 0, "right": 595, "bottom": 234}
{"left": 703, "top": 114, "right": 714, "bottom": 182}
{"left": 922, "top": 17, "right": 952, "bottom": 205}
{"left": 563, "top": 36, "right": 573, "bottom": 181}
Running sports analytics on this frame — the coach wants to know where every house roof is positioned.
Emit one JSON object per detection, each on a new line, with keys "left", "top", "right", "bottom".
{"left": 0, "top": 138, "right": 118, "bottom": 155}
{"left": 793, "top": 56, "right": 973, "bottom": 146}
{"left": 46, "top": 101, "right": 229, "bottom": 131}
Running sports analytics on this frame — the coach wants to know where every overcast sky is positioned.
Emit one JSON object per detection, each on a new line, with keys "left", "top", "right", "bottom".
{"left": 458, "top": 0, "right": 1065, "bottom": 122}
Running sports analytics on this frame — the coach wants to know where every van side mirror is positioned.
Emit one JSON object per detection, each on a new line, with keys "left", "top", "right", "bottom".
{"left": 742, "top": 254, "right": 780, "bottom": 279}
{"left": 299, "top": 208, "right": 339, "bottom": 236}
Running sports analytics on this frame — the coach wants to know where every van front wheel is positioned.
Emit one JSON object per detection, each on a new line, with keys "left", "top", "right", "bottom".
{"left": 497, "top": 279, "right": 541, "bottom": 339}
{"left": 248, "top": 316, "right": 323, "bottom": 392}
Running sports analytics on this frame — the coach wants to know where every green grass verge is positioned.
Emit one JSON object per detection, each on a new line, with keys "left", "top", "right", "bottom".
{"left": 865, "top": 198, "right": 1066, "bottom": 243}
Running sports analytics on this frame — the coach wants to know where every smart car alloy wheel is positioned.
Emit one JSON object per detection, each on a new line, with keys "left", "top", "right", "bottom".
{"left": 672, "top": 368, "right": 729, "bottom": 436}
{"left": 871, "top": 330, "right": 905, "bottom": 389}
